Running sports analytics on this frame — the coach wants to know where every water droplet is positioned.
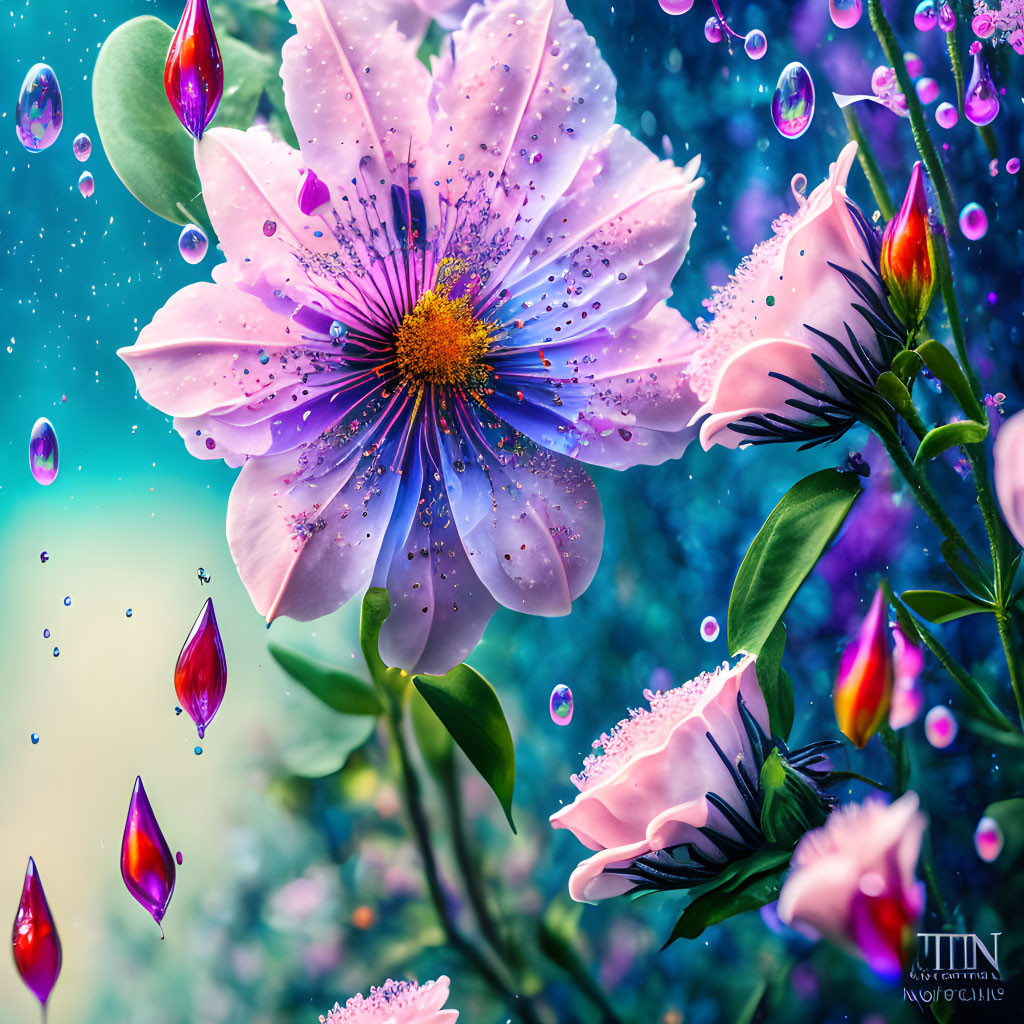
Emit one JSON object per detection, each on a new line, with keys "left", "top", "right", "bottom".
{"left": 904, "top": 52, "right": 924, "bottom": 78}
{"left": 744, "top": 29, "right": 768, "bottom": 60}
{"left": 658, "top": 0, "right": 694, "bottom": 12}
{"left": 915, "top": 77, "right": 939, "bottom": 104}
{"left": 194, "top": 745, "right": 203, "bottom": 756}
{"left": 15, "top": 63, "right": 62, "bottom": 152}
{"left": 63, "top": 596, "right": 71, "bottom": 607}
{"left": 126, "top": 608, "right": 133, "bottom": 618}
{"left": 12, "top": 858, "right": 61, "bottom": 1009}
{"left": 121, "top": 777, "right": 176, "bottom": 932}
{"left": 935, "top": 101, "right": 959, "bottom": 128}
{"left": 175, "top": 851, "right": 183, "bottom": 865}
{"left": 28, "top": 417, "right": 59, "bottom": 485}
{"left": 1007, "top": 157, "right": 1020, "bottom": 174}
{"left": 175, "top": 598, "right": 228, "bottom": 740}
{"left": 52, "top": 647, "right": 59, "bottom": 658}
{"left": 39, "top": 551, "right": 48, "bottom": 564}
{"left": 964, "top": 52, "right": 999, "bottom": 126}
{"left": 257, "top": 349, "right": 270, "bottom": 365}
{"left": 178, "top": 225, "right": 208, "bottom": 265}
{"left": 772, "top": 62, "right": 814, "bottom": 139}
{"left": 937, "top": 2, "right": 956, "bottom": 31}
{"left": 959, "top": 202, "right": 988, "bottom": 240}
{"left": 829, "top": 0, "right": 862, "bottom": 30}
{"left": 296, "top": 168, "right": 331, "bottom": 215}
{"left": 262, "top": 219, "right": 276, "bottom": 237}
{"left": 72, "top": 132, "right": 91, "bottom": 161}
{"left": 704, "top": 16, "right": 723, "bottom": 43}
{"left": 77, "top": 171, "right": 94, "bottom": 198}
{"left": 974, "top": 816, "right": 1004, "bottom": 862}
{"left": 924, "top": 705, "right": 958, "bottom": 748}
{"left": 914, "top": 1, "right": 937, "bottom": 31}
{"left": 30, "top": 733, "right": 39, "bottom": 745}
{"left": 700, "top": 616, "right": 721, "bottom": 642}
{"left": 43, "top": 629, "right": 50, "bottom": 638}
{"left": 165, "top": 0, "right": 223, "bottom": 139}
{"left": 329, "top": 320, "right": 345, "bottom": 339}
{"left": 549, "top": 684, "right": 573, "bottom": 725}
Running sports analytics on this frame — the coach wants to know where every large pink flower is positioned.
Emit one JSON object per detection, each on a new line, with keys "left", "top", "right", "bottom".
{"left": 549, "top": 658, "right": 771, "bottom": 902}
{"left": 319, "top": 976, "right": 458, "bottom": 1023}
{"left": 690, "top": 142, "right": 901, "bottom": 450}
{"left": 119, "top": 0, "right": 703, "bottom": 673}
{"left": 994, "top": 408, "right": 1024, "bottom": 548}
{"left": 777, "top": 792, "right": 926, "bottom": 982}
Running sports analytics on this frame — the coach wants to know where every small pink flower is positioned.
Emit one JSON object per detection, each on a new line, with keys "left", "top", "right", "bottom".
{"left": 1010, "top": 26, "right": 1024, "bottom": 51}
{"left": 778, "top": 793, "right": 927, "bottom": 982}
{"left": 691, "top": 143, "right": 899, "bottom": 449}
{"left": 994, "top": 408, "right": 1024, "bottom": 547}
{"left": 320, "top": 976, "right": 458, "bottom": 1023}
{"left": 972, "top": 12, "right": 996, "bottom": 37}
{"left": 889, "top": 627, "right": 924, "bottom": 730}
{"left": 549, "top": 658, "right": 770, "bottom": 902}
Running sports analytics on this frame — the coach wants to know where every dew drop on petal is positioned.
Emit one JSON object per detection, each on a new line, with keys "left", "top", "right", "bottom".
{"left": 29, "top": 417, "right": 59, "bottom": 485}
{"left": 924, "top": 705, "right": 958, "bottom": 748}
{"left": 914, "top": 1, "right": 937, "bottom": 31}
{"left": 178, "top": 225, "right": 208, "bottom": 264}
{"left": 974, "top": 816, "right": 1004, "bottom": 862}
{"left": 329, "top": 320, "right": 345, "bottom": 339}
{"left": 700, "top": 616, "right": 721, "bottom": 642}
{"left": 915, "top": 77, "right": 939, "bottom": 104}
{"left": 829, "top": 0, "right": 862, "bottom": 30}
{"left": 935, "top": 101, "right": 959, "bottom": 128}
{"left": 262, "top": 219, "right": 277, "bottom": 237}
{"left": 964, "top": 52, "right": 999, "bottom": 125}
{"left": 744, "top": 29, "right": 768, "bottom": 60}
{"left": 258, "top": 349, "right": 270, "bottom": 365}
{"left": 959, "top": 202, "right": 988, "bottom": 240}
{"left": 772, "top": 62, "right": 814, "bottom": 139}
{"left": 549, "top": 684, "right": 574, "bottom": 725}
{"left": 15, "top": 63, "right": 62, "bottom": 152}
{"left": 704, "top": 16, "right": 723, "bottom": 43}
{"left": 72, "top": 132, "right": 91, "bottom": 161}
{"left": 77, "top": 171, "right": 94, "bottom": 197}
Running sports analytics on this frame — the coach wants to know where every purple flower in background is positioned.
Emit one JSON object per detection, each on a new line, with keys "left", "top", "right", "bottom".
{"left": 120, "top": 0, "right": 704, "bottom": 673}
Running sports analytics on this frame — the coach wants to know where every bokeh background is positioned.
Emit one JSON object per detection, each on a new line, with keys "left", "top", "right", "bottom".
{"left": 1, "top": 1, "right": 1022, "bottom": 1021}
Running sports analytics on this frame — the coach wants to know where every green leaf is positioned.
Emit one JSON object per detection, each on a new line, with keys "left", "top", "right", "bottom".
{"left": 359, "top": 588, "right": 392, "bottom": 682}
{"left": 759, "top": 748, "right": 830, "bottom": 848}
{"left": 900, "top": 589, "right": 995, "bottom": 623}
{"left": 940, "top": 540, "right": 993, "bottom": 600}
{"left": 876, "top": 371, "right": 919, "bottom": 423}
{"left": 754, "top": 622, "right": 794, "bottom": 740}
{"left": 891, "top": 348, "right": 923, "bottom": 387}
{"left": 913, "top": 419, "right": 988, "bottom": 466}
{"left": 413, "top": 664, "right": 516, "bottom": 831}
{"left": 409, "top": 685, "right": 455, "bottom": 778}
{"left": 264, "top": 71, "right": 299, "bottom": 149}
{"left": 916, "top": 339, "right": 987, "bottom": 421}
{"left": 728, "top": 469, "right": 863, "bottom": 657}
{"left": 280, "top": 717, "right": 376, "bottom": 778}
{"left": 268, "top": 643, "right": 383, "bottom": 716}
{"left": 213, "top": 35, "right": 276, "bottom": 132}
{"left": 663, "top": 849, "right": 791, "bottom": 946}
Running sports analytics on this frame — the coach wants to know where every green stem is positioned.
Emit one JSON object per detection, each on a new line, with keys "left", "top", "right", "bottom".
{"left": 921, "top": 833, "right": 952, "bottom": 923}
{"left": 824, "top": 769, "right": 892, "bottom": 792}
{"left": 946, "top": 28, "right": 965, "bottom": 112}
{"left": 868, "top": 0, "right": 956, "bottom": 229}
{"left": 841, "top": 107, "right": 895, "bottom": 220}
{"left": 995, "top": 608, "right": 1024, "bottom": 730}
{"left": 935, "top": 242, "right": 983, "bottom": 400}
{"left": 978, "top": 123, "right": 999, "bottom": 159}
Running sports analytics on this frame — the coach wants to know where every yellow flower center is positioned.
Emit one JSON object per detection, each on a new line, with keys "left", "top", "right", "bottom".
{"left": 394, "top": 261, "right": 493, "bottom": 389}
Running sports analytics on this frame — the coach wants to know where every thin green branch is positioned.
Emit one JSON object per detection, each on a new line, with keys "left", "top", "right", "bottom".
{"left": 841, "top": 106, "right": 895, "bottom": 220}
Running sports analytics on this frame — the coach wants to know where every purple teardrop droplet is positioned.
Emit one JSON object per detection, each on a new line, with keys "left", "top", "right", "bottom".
{"left": 964, "top": 52, "right": 999, "bottom": 126}
{"left": 121, "top": 776, "right": 176, "bottom": 932}
{"left": 297, "top": 169, "right": 331, "bottom": 216}
{"left": 772, "top": 62, "right": 815, "bottom": 139}
{"left": 15, "top": 63, "right": 62, "bottom": 152}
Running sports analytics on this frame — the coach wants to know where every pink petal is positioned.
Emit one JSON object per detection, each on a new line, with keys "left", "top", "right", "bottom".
{"left": 994, "top": 409, "right": 1024, "bottom": 548}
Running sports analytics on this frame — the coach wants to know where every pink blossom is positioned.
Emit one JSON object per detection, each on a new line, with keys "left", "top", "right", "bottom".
{"left": 549, "top": 658, "right": 770, "bottom": 902}
{"left": 320, "top": 976, "right": 458, "bottom": 1023}
{"left": 691, "top": 143, "right": 899, "bottom": 450}
{"left": 994, "top": 408, "right": 1024, "bottom": 547}
{"left": 119, "top": 0, "right": 703, "bottom": 674}
{"left": 777, "top": 793, "right": 926, "bottom": 982}
{"left": 889, "top": 627, "right": 924, "bottom": 730}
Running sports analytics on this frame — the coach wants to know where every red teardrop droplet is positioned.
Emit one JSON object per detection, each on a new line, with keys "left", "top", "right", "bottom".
{"left": 164, "top": 0, "right": 223, "bottom": 139}
{"left": 174, "top": 597, "right": 227, "bottom": 740}
{"left": 120, "top": 777, "right": 176, "bottom": 934}
{"left": 12, "top": 857, "right": 62, "bottom": 1011}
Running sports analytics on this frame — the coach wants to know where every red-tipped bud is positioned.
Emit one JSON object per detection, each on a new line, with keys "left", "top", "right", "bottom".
{"left": 880, "top": 162, "right": 938, "bottom": 332}
{"left": 164, "top": 0, "right": 223, "bottom": 139}
{"left": 834, "top": 587, "right": 893, "bottom": 747}
{"left": 12, "top": 858, "right": 62, "bottom": 1011}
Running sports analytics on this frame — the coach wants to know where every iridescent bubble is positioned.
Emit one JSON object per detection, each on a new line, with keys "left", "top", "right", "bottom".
{"left": 704, "top": 16, "right": 723, "bottom": 43}
{"left": 915, "top": 77, "right": 939, "bottom": 104}
{"left": 829, "top": 0, "right": 862, "bottom": 30}
{"left": 15, "top": 63, "right": 63, "bottom": 152}
{"left": 964, "top": 52, "right": 999, "bottom": 125}
{"left": 744, "top": 29, "right": 768, "bottom": 60}
{"left": 935, "top": 101, "right": 959, "bottom": 128}
{"left": 974, "top": 816, "right": 1004, "bottom": 862}
{"left": 28, "top": 418, "right": 59, "bottom": 485}
{"left": 959, "top": 202, "right": 988, "bottom": 240}
{"left": 1007, "top": 157, "right": 1020, "bottom": 174}
{"left": 178, "top": 224, "right": 209, "bottom": 265}
{"left": 658, "top": 0, "right": 694, "bottom": 12}
{"left": 904, "top": 52, "right": 924, "bottom": 78}
{"left": 924, "top": 705, "right": 958, "bottom": 748}
{"left": 772, "top": 62, "right": 815, "bottom": 139}
{"left": 72, "top": 132, "right": 91, "bottom": 161}
{"left": 700, "top": 616, "right": 721, "bottom": 643}
{"left": 914, "top": 1, "right": 937, "bottom": 31}
{"left": 937, "top": 2, "right": 956, "bottom": 31}
{"left": 549, "top": 684, "right": 574, "bottom": 725}
{"left": 77, "top": 171, "right": 94, "bottom": 198}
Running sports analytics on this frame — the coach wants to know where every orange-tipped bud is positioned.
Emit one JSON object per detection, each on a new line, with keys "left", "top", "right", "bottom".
{"left": 880, "top": 162, "right": 938, "bottom": 332}
{"left": 834, "top": 587, "right": 893, "bottom": 747}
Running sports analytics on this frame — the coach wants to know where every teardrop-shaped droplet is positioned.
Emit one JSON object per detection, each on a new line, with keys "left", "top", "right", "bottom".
{"left": 974, "top": 815, "right": 1004, "bottom": 862}
{"left": 15, "top": 63, "right": 62, "bottom": 152}
{"left": 78, "top": 170, "right": 95, "bottom": 198}
{"left": 121, "top": 776, "right": 176, "bottom": 932}
{"left": 914, "top": 1, "right": 937, "bottom": 31}
{"left": 28, "top": 418, "right": 59, "bottom": 485}
{"left": 937, "top": 2, "right": 956, "bottom": 32}
{"left": 12, "top": 858, "right": 62, "bottom": 1010}
{"left": 829, "top": 0, "right": 862, "bottom": 30}
{"left": 297, "top": 168, "right": 331, "bottom": 216}
{"left": 549, "top": 684, "right": 573, "bottom": 725}
{"left": 964, "top": 52, "right": 999, "bottom": 126}
{"left": 164, "top": 0, "right": 223, "bottom": 139}
{"left": 772, "top": 62, "right": 815, "bottom": 139}
{"left": 174, "top": 597, "right": 227, "bottom": 740}
{"left": 178, "top": 224, "right": 208, "bottom": 264}
{"left": 72, "top": 132, "right": 91, "bottom": 161}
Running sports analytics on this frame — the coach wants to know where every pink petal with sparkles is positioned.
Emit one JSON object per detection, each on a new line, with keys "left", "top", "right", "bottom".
{"left": 994, "top": 409, "right": 1024, "bottom": 548}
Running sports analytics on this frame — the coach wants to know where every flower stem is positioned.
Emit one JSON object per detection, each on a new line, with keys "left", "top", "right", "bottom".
{"left": 824, "top": 769, "right": 892, "bottom": 792}
{"left": 867, "top": 0, "right": 957, "bottom": 229}
{"left": 946, "top": 28, "right": 965, "bottom": 112}
{"left": 841, "top": 107, "right": 895, "bottom": 220}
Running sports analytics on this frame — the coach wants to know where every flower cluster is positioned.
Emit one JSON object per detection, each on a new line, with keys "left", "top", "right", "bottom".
{"left": 972, "top": 1, "right": 1024, "bottom": 52}
{"left": 320, "top": 976, "right": 458, "bottom": 1023}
